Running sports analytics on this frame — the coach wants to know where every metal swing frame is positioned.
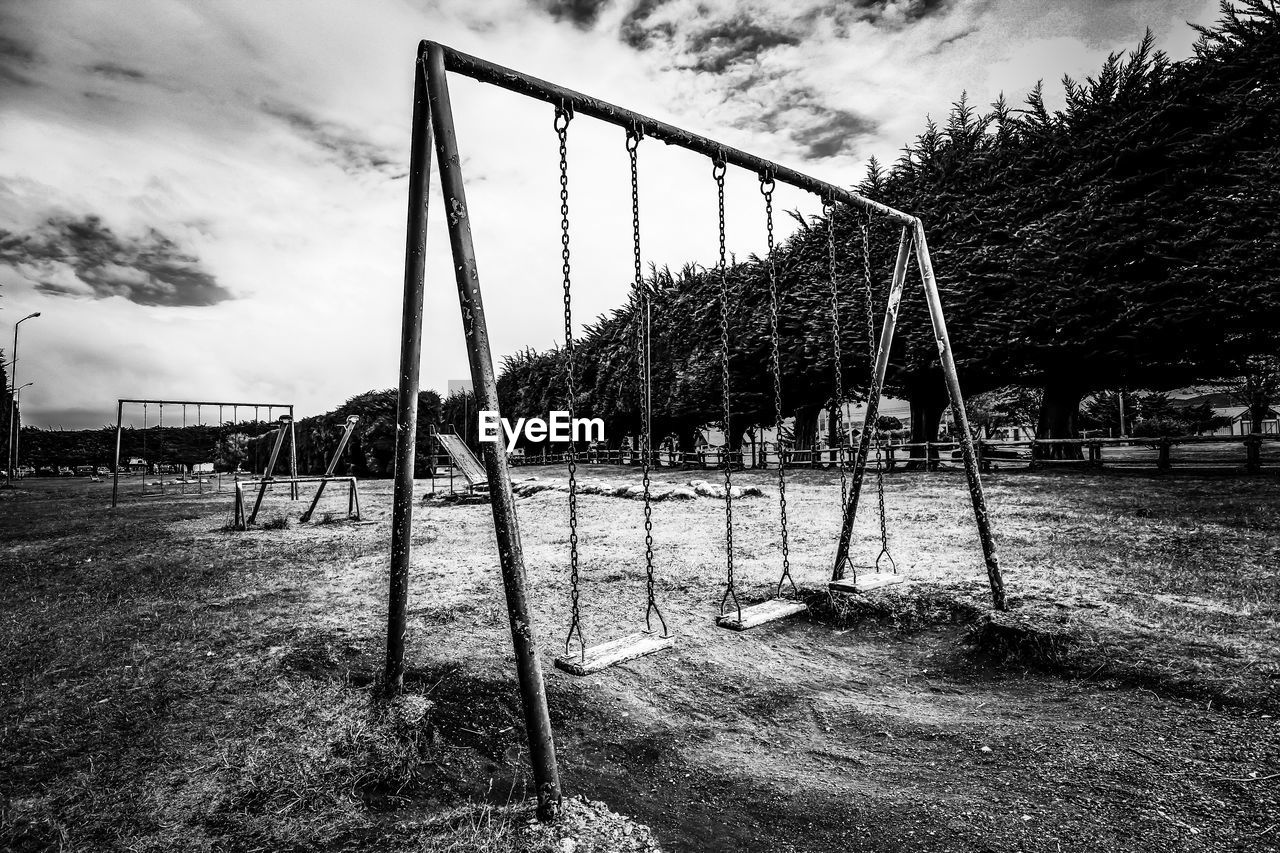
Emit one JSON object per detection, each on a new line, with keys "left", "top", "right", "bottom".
{"left": 386, "top": 41, "right": 1006, "bottom": 820}
{"left": 111, "top": 397, "right": 297, "bottom": 507}
{"left": 233, "top": 414, "right": 362, "bottom": 529}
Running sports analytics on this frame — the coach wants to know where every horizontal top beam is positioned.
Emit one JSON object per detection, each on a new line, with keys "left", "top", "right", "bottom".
{"left": 423, "top": 41, "right": 917, "bottom": 226}
{"left": 118, "top": 399, "right": 294, "bottom": 410}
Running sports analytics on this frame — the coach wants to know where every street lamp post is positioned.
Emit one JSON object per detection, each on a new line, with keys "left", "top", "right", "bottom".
{"left": 11, "top": 382, "right": 33, "bottom": 480}
{"left": 7, "top": 312, "right": 41, "bottom": 484}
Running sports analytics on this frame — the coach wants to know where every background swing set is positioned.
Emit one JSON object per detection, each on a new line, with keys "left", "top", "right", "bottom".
{"left": 110, "top": 398, "right": 297, "bottom": 507}
{"left": 385, "top": 41, "right": 1008, "bottom": 820}
{"left": 232, "top": 414, "right": 363, "bottom": 529}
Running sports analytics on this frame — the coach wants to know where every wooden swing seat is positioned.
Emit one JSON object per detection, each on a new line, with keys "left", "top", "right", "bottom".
{"left": 716, "top": 598, "right": 807, "bottom": 631}
{"left": 828, "top": 572, "right": 905, "bottom": 594}
{"left": 553, "top": 631, "right": 674, "bottom": 676}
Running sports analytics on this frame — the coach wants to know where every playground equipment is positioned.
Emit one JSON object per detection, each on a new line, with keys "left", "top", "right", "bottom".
{"left": 299, "top": 415, "right": 362, "bottom": 522}
{"left": 111, "top": 398, "right": 296, "bottom": 507}
{"left": 430, "top": 426, "right": 488, "bottom": 495}
{"left": 384, "top": 43, "right": 1006, "bottom": 819}
{"left": 552, "top": 119, "right": 673, "bottom": 676}
{"left": 233, "top": 415, "right": 362, "bottom": 529}
{"left": 826, "top": 204, "right": 901, "bottom": 596}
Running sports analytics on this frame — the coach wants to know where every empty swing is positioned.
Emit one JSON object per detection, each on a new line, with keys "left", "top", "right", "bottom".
{"left": 552, "top": 111, "right": 674, "bottom": 676}
{"left": 716, "top": 165, "right": 807, "bottom": 631}
{"left": 830, "top": 210, "right": 903, "bottom": 594}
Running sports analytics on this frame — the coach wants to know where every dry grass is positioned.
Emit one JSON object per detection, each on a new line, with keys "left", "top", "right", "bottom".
{"left": 1, "top": 468, "right": 1278, "bottom": 851}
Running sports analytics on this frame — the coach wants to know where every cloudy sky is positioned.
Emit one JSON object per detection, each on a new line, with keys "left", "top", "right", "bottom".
{"left": 0, "top": 0, "right": 1219, "bottom": 429}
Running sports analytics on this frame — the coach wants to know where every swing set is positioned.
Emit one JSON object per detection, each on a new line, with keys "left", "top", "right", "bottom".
{"left": 232, "top": 414, "right": 363, "bottom": 529}
{"left": 110, "top": 398, "right": 297, "bottom": 507}
{"left": 384, "top": 43, "right": 1008, "bottom": 820}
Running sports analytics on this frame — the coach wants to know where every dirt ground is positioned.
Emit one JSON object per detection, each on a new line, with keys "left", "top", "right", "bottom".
{"left": 1, "top": 467, "right": 1277, "bottom": 852}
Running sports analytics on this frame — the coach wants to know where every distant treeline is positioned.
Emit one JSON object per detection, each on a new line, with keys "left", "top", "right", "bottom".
{"left": 19, "top": 390, "right": 444, "bottom": 477}
{"left": 487, "top": 2, "right": 1280, "bottom": 461}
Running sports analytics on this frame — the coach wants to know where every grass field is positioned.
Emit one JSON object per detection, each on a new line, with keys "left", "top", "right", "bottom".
{"left": 1, "top": 467, "right": 1278, "bottom": 852}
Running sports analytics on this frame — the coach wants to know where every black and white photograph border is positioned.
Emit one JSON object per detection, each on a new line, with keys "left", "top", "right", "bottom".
{"left": 1, "top": 2, "right": 1277, "bottom": 851}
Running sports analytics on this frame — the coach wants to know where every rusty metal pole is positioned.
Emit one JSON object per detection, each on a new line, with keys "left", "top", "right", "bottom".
{"left": 423, "top": 41, "right": 562, "bottom": 820}
{"left": 831, "top": 227, "right": 913, "bottom": 581}
{"left": 289, "top": 407, "right": 299, "bottom": 500}
{"left": 111, "top": 400, "right": 123, "bottom": 507}
{"left": 385, "top": 55, "right": 433, "bottom": 698}
{"left": 301, "top": 415, "right": 360, "bottom": 522}
{"left": 247, "top": 415, "right": 290, "bottom": 527}
{"left": 912, "top": 222, "right": 1006, "bottom": 610}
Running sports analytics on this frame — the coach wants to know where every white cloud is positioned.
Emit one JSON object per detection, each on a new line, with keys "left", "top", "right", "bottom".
{"left": 0, "top": 0, "right": 1220, "bottom": 427}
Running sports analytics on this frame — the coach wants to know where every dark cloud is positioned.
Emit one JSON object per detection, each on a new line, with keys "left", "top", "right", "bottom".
{"left": 624, "top": 0, "right": 955, "bottom": 56}
{"left": 0, "top": 32, "right": 39, "bottom": 89}
{"left": 87, "top": 62, "right": 147, "bottom": 81}
{"left": 723, "top": 79, "right": 878, "bottom": 158}
{"left": 620, "top": 0, "right": 674, "bottom": 48}
{"left": 684, "top": 16, "right": 803, "bottom": 73}
{"left": 263, "top": 103, "right": 397, "bottom": 175}
{"left": 790, "top": 109, "right": 877, "bottom": 157}
{"left": 534, "top": 0, "right": 612, "bottom": 28}
{"left": 933, "top": 26, "right": 978, "bottom": 51}
{"left": 0, "top": 215, "right": 233, "bottom": 307}
{"left": 0, "top": 34, "right": 36, "bottom": 64}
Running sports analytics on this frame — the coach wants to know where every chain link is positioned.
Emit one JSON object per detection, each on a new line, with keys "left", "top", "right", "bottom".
{"left": 761, "top": 172, "right": 796, "bottom": 598}
{"left": 828, "top": 200, "right": 857, "bottom": 582}
{"left": 825, "top": 200, "right": 848, "bottom": 509}
{"left": 556, "top": 103, "right": 585, "bottom": 659}
{"left": 713, "top": 158, "right": 740, "bottom": 622}
{"left": 627, "top": 125, "right": 668, "bottom": 637}
{"left": 861, "top": 211, "right": 894, "bottom": 574}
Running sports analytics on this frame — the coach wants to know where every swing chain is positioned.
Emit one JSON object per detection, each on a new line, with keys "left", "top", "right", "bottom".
{"left": 861, "top": 211, "right": 877, "bottom": 367}
{"left": 760, "top": 171, "right": 795, "bottom": 598}
{"left": 556, "top": 102, "right": 584, "bottom": 658}
{"left": 627, "top": 125, "right": 667, "bottom": 638}
{"left": 714, "top": 156, "right": 740, "bottom": 623}
{"left": 875, "top": 456, "right": 896, "bottom": 574}
{"left": 861, "top": 211, "right": 894, "bottom": 574}
{"left": 825, "top": 198, "right": 849, "bottom": 509}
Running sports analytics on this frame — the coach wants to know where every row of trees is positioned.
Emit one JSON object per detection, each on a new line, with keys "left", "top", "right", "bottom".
{"left": 19, "top": 389, "right": 446, "bottom": 477}
{"left": 17, "top": 421, "right": 280, "bottom": 472}
{"left": 485, "top": 1, "right": 1279, "bottom": 459}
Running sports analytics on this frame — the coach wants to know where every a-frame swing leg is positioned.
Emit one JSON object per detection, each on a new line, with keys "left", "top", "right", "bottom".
{"left": 912, "top": 223, "right": 1006, "bottom": 610}
{"left": 829, "top": 223, "right": 1007, "bottom": 609}
{"left": 301, "top": 415, "right": 360, "bottom": 523}
{"left": 381, "top": 43, "right": 561, "bottom": 819}
{"left": 830, "top": 227, "right": 912, "bottom": 595}
{"left": 246, "top": 416, "right": 291, "bottom": 527}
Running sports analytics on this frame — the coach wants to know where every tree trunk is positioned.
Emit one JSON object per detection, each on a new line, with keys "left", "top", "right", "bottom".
{"left": 1248, "top": 391, "right": 1269, "bottom": 435}
{"left": 792, "top": 404, "right": 821, "bottom": 451}
{"left": 1035, "top": 381, "right": 1086, "bottom": 459}
{"left": 675, "top": 423, "right": 699, "bottom": 467}
{"left": 729, "top": 421, "right": 750, "bottom": 469}
{"left": 905, "top": 373, "right": 948, "bottom": 469}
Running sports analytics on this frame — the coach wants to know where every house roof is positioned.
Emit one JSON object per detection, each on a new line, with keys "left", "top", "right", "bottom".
{"left": 1216, "top": 405, "right": 1278, "bottom": 421}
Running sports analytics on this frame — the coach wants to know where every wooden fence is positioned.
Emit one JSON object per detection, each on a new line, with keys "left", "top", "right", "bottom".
{"left": 454, "top": 433, "right": 1280, "bottom": 475}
